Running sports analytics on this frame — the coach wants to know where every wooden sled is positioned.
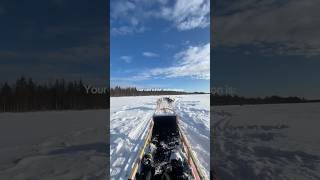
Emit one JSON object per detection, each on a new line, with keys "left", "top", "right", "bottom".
{"left": 128, "top": 104, "right": 206, "bottom": 180}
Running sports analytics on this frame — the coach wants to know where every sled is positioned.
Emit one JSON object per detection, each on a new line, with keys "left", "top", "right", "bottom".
{"left": 128, "top": 98, "right": 205, "bottom": 180}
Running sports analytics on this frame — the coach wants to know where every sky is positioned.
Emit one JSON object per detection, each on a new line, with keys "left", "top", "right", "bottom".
{"left": 110, "top": 0, "right": 210, "bottom": 93}
{"left": 213, "top": 0, "right": 320, "bottom": 99}
{"left": 0, "top": 0, "right": 107, "bottom": 86}
{"left": 1, "top": 0, "right": 318, "bottom": 99}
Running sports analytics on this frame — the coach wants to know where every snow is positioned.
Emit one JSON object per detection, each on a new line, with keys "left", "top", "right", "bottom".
{"left": 175, "top": 95, "right": 210, "bottom": 179}
{"left": 0, "top": 110, "right": 108, "bottom": 179}
{"left": 110, "top": 94, "right": 210, "bottom": 180}
{"left": 213, "top": 103, "right": 320, "bottom": 180}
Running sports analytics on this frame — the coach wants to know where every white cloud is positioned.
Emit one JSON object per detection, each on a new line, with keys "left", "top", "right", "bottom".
{"left": 111, "top": 1, "right": 136, "bottom": 19}
{"left": 112, "top": 43, "right": 210, "bottom": 81}
{"left": 150, "top": 43, "right": 210, "bottom": 79}
{"left": 143, "top": 52, "right": 159, "bottom": 58}
{"left": 120, "top": 56, "right": 132, "bottom": 63}
{"left": 111, "top": 26, "right": 146, "bottom": 36}
{"left": 111, "top": 0, "right": 210, "bottom": 35}
{"left": 216, "top": 0, "right": 320, "bottom": 56}
{"left": 160, "top": 0, "right": 210, "bottom": 30}
{"left": 136, "top": 43, "right": 210, "bottom": 80}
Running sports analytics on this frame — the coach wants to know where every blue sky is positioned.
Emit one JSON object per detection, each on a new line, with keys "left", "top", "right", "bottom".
{"left": 3, "top": 0, "right": 318, "bottom": 99}
{"left": 110, "top": 0, "right": 210, "bottom": 93}
{"left": 213, "top": 0, "right": 320, "bottom": 99}
{"left": 0, "top": 0, "right": 107, "bottom": 85}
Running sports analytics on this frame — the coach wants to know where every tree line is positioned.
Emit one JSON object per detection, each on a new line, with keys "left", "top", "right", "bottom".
{"left": 3, "top": 78, "right": 313, "bottom": 111}
{"left": 0, "top": 77, "right": 108, "bottom": 112}
{"left": 110, "top": 86, "right": 197, "bottom": 96}
{"left": 210, "top": 93, "right": 319, "bottom": 106}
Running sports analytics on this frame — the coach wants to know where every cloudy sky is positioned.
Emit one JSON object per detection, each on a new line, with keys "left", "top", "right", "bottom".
{"left": 110, "top": 0, "right": 210, "bottom": 92}
{"left": 213, "top": 0, "right": 320, "bottom": 99}
{"left": 0, "top": 0, "right": 107, "bottom": 85}
{"left": 2, "top": 0, "right": 318, "bottom": 98}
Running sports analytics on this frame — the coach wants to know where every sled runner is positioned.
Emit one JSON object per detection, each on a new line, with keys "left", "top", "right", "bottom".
{"left": 129, "top": 98, "right": 205, "bottom": 180}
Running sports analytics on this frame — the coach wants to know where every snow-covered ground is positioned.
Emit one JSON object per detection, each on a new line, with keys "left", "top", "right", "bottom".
{"left": 0, "top": 110, "right": 108, "bottom": 179}
{"left": 213, "top": 103, "right": 320, "bottom": 180}
{"left": 110, "top": 94, "right": 210, "bottom": 179}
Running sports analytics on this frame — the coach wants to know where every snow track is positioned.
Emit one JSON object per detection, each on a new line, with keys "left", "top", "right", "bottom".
{"left": 213, "top": 103, "right": 320, "bottom": 180}
{"left": 110, "top": 96, "right": 157, "bottom": 180}
{"left": 110, "top": 95, "right": 210, "bottom": 180}
{"left": 175, "top": 95, "right": 210, "bottom": 179}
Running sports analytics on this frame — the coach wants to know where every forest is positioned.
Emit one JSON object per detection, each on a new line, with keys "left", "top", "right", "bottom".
{"left": 2, "top": 77, "right": 313, "bottom": 112}
{"left": 210, "top": 93, "right": 319, "bottom": 105}
{"left": 110, "top": 86, "right": 195, "bottom": 96}
{"left": 0, "top": 77, "right": 108, "bottom": 112}
{"left": 0, "top": 77, "right": 204, "bottom": 112}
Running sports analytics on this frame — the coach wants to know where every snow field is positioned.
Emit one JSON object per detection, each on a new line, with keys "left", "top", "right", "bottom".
{"left": 0, "top": 110, "right": 108, "bottom": 179}
{"left": 213, "top": 103, "right": 320, "bottom": 180}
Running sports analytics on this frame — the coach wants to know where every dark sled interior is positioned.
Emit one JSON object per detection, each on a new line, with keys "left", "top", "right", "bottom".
{"left": 152, "top": 115, "right": 178, "bottom": 142}
{"left": 137, "top": 115, "right": 193, "bottom": 180}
